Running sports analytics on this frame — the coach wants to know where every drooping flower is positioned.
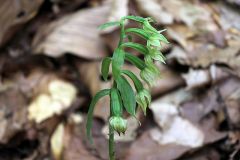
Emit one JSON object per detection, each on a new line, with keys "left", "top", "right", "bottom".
{"left": 140, "top": 64, "right": 160, "bottom": 86}
{"left": 147, "top": 46, "right": 166, "bottom": 63}
{"left": 136, "top": 89, "right": 151, "bottom": 115}
{"left": 109, "top": 116, "right": 127, "bottom": 135}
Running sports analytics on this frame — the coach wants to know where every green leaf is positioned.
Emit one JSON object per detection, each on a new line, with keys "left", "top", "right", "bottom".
{"left": 112, "top": 49, "right": 125, "bottom": 79}
{"left": 98, "top": 21, "right": 120, "bottom": 30}
{"left": 125, "top": 28, "right": 149, "bottom": 39}
{"left": 86, "top": 89, "right": 110, "bottom": 143}
{"left": 122, "top": 15, "right": 146, "bottom": 23}
{"left": 110, "top": 88, "right": 122, "bottom": 116}
{"left": 125, "top": 52, "right": 145, "bottom": 70}
{"left": 122, "top": 70, "right": 143, "bottom": 92}
{"left": 121, "top": 42, "right": 148, "bottom": 55}
{"left": 101, "top": 57, "right": 111, "bottom": 81}
{"left": 116, "top": 76, "right": 136, "bottom": 116}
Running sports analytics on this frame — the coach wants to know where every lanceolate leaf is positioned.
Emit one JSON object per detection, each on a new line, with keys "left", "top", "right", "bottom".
{"left": 110, "top": 88, "right": 122, "bottom": 116}
{"left": 122, "top": 15, "right": 145, "bottom": 23}
{"left": 86, "top": 89, "right": 110, "bottom": 143}
{"left": 112, "top": 49, "right": 125, "bottom": 79}
{"left": 116, "top": 76, "right": 136, "bottom": 116}
{"left": 125, "top": 52, "right": 145, "bottom": 70}
{"left": 125, "top": 28, "right": 149, "bottom": 40}
{"left": 122, "top": 70, "right": 143, "bottom": 92}
{"left": 101, "top": 57, "right": 112, "bottom": 81}
{"left": 121, "top": 42, "right": 148, "bottom": 55}
{"left": 98, "top": 21, "right": 120, "bottom": 30}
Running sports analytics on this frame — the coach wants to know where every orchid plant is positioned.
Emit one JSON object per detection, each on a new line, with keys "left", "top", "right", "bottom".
{"left": 86, "top": 15, "right": 169, "bottom": 160}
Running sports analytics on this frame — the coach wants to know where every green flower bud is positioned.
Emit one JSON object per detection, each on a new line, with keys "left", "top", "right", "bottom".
{"left": 109, "top": 116, "right": 127, "bottom": 135}
{"left": 140, "top": 56, "right": 160, "bottom": 86}
{"left": 136, "top": 89, "right": 151, "bottom": 115}
{"left": 143, "top": 20, "right": 158, "bottom": 34}
{"left": 147, "top": 46, "right": 166, "bottom": 63}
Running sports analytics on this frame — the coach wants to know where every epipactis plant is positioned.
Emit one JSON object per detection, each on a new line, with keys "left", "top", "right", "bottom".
{"left": 86, "top": 15, "right": 169, "bottom": 160}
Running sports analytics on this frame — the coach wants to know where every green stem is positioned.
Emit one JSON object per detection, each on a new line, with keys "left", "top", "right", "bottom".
{"left": 109, "top": 19, "right": 125, "bottom": 160}
{"left": 118, "top": 19, "right": 125, "bottom": 47}
{"left": 109, "top": 113, "right": 115, "bottom": 160}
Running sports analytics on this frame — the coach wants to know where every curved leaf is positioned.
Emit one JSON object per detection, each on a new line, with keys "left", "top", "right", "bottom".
{"left": 112, "top": 49, "right": 125, "bottom": 79}
{"left": 121, "top": 42, "right": 148, "bottom": 55}
{"left": 125, "top": 52, "right": 145, "bottom": 70}
{"left": 122, "top": 70, "right": 143, "bottom": 92}
{"left": 122, "top": 15, "right": 145, "bottom": 23}
{"left": 116, "top": 76, "right": 136, "bottom": 116}
{"left": 110, "top": 88, "right": 122, "bottom": 116}
{"left": 125, "top": 28, "right": 149, "bottom": 39}
{"left": 86, "top": 89, "right": 110, "bottom": 143}
{"left": 101, "top": 57, "right": 112, "bottom": 81}
{"left": 98, "top": 21, "right": 120, "bottom": 30}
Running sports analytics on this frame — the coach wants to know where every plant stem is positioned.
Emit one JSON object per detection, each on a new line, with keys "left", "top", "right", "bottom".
{"left": 109, "top": 19, "right": 125, "bottom": 160}
{"left": 109, "top": 114, "right": 115, "bottom": 160}
{"left": 118, "top": 19, "right": 125, "bottom": 47}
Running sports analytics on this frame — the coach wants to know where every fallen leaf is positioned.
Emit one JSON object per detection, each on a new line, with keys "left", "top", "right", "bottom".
{"left": 182, "top": 65, "right": 229, "bottom": 89}
{"left": 126, "top": 130, "right": 190, "bottom": 160}
{"left": 135, "top": 0, "right": 174, "bottom": 25}
{"left": 51, "top": 123, "right": 64, "bottom": 160}
{"left": 78, "top": 61, "right": 111, "bottom": 121}
{"left": 151, "top": 64, "right": 185, "bottom": 97}
{"left": 0, "top": 86, "right": 28, "bottom": 143}
{"left": 101, "top": 0, "right": 129, "bottom": 33}
{"left": 0, "top": 0, "right": 44, "bottom": 46}
{"left": 162, "top": 0, "right": 218, "bottom": 32}
{"left": 28, "top": 79, "right": 77, "bottom": 123}
{"left": 32, "top": 3, "right": 111, "bottom": 59}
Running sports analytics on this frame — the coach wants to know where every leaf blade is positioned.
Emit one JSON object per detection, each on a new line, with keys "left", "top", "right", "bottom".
{"left": 123, "top": 15, "right": 146, "bottom": 23}
{"left": 116, "top": 76, "right": 136, "bottom": 116}
{"left": 98, "top": 21, "right": 120, "bottom": 30}
{"left": 125, "top": 28, "right": 149, "bottom": 39}
{"left": 121, "top": 42, "right": 148, "bottom": 55}
{"left": 125, "top": 52, "right": 145, "bottom": 70}
{"left": 112, "top": 49, "right": 125, "bottom": 79}
{"left": 86, "top": 89, "right": 110, "bottom": 143}
{"left": 122, "top": 70, "right": 143, "bottom": 92}
{"left": 101, "top": 57, "right": 112, "bottom": 81}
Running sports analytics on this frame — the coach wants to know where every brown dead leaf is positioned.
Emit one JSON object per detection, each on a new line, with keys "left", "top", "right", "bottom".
{"left": 51, "top": 123, "right": 64, "bottom": 160}
{"left": 162, "top": 0, "right": 218, "bottom": 32}
{"left": 182, "top": 65, "right": 230, "bottom": 89}
{"left": 150, "top": 88, "right": 226, "bottom": 149}
{"left": 78, "top": 61, "right": 111, "bottom": 121}
{"left": 101, "top": 0, "right": 129, "bottom": 33}
{"left": 32, "top": 3, "right": 111, "bottom": 59}
{"left": 0, "top": 86, "right": 28, "bottom": 143}
{"left": 135, "top": 0, "right": 174, "bottom": 25}
{"left": 169, "top": 40, "right": 240, "bottom": 77}
{"left": 151, "top": 64, "right": 185, "bottom": 97}
{"left": 126, "top": 130, "right": 190, "bottom": 160}
{"left": 0, "top": 0, "right": 44, "bottom": 47}
{"left": 28, "top": 78, "right": 77, "bottom": 123}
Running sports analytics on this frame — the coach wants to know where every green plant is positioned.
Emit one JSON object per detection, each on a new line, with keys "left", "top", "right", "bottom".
{"left": 86, "top": 15, "right": 169, "bottom": 160}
